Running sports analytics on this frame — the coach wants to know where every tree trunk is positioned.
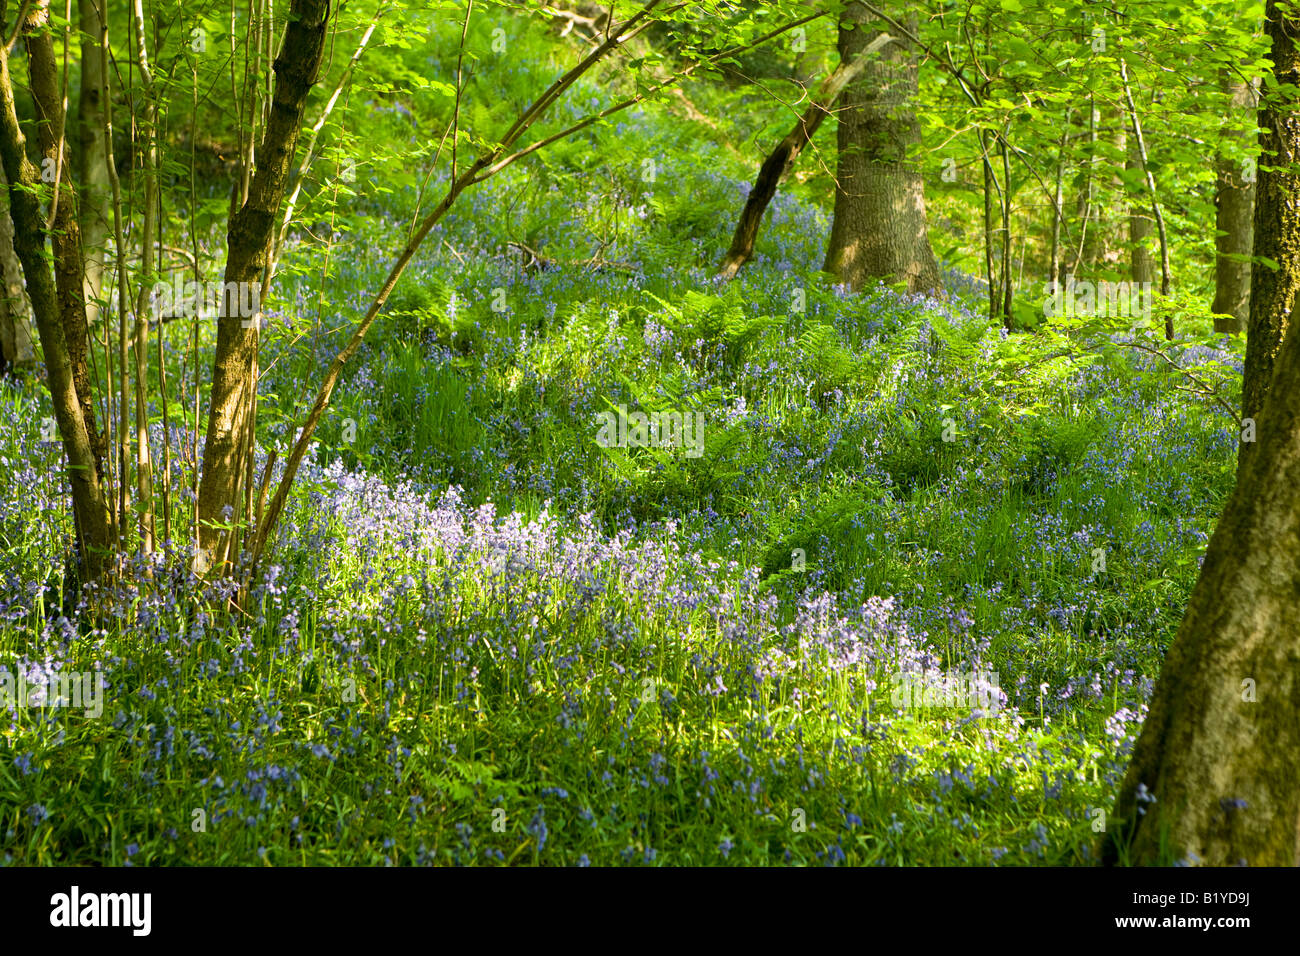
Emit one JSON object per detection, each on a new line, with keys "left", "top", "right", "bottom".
{"left": 1212, "top": 73, "right": 1257, "bottom": 335}
{"left": 1127, "top": 135, "right": 1154, "bottom": 287}
{"left": 1119, "top": 57, "right": 1173, "bottom": 337}
{"left": 822, "top": 2, "right": 940, "bottom": 294}
{"left": 24, "top": 0, "right": 105, "bottom": 472}
{"left": 1103, "top": 293, "right": 1300, "bottom": 867}
{"left": 194, "top": 0, "right": 330, "bottom": 575}
{"left": 717, "top": 33, "right": 891, "bottom": 281}
{"left": 982, "top": 127, "right": 997, "bottom": 320}
{"left": 129, "top": 0, "right": 157, "bottom": 552}
{"left": 0, "top": 162, "right": 35, "bottom": 373}
{"left": 1070, "top": 100, "right": 1097, "bottom": 277}
{"left": 77, "top": 0, "right": 109, "bottom": 331}
{"left": 998, "top": 126, "right": 1013, "bottom": 328}
{"left": 1241, "top": 1, "right": 1300, "bottom": 477}
{"left": 0, "top": 4, "right": 113, "bottom": 580}
{"left": 1048, "top": 116, "right": 1070, "bottom": 290}
{"left": 1080, "top": 106, "right": 1115, "bottom": 274}
{"left": 1104, "top": 7, "right": 1300, "bottom": 866}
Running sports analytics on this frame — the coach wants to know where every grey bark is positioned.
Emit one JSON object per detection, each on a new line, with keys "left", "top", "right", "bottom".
{"left": 1212, "top": 72, "right": 1258, "bottom": 334}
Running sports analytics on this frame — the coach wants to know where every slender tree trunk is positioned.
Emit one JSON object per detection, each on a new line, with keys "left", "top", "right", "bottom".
{"left": 194, "top": 0, "right": 330, "bottom": 575}
{"left": 998, "top": 127, "right": 1013, "bottom": 327}
{"left": 1103, "top": 293, "right": 1300, "bottom": 867}
{"left": 0, "top": 163, "right": 35, "bottom": 373}
{"left": 822, "top": 2, "right": 940, "bottom": 294}
{"left": 77, "top": 0, "right": 109, "bottom": 331}
{"left": 1070, "top": 99, "right": 1097, "bottom": 277}
{"left": 981, "top": 126, "right": 997, "bottom": 320}
{"left": 98, "top": 0, "right": 129, "bottom": 545}
{"left": 24, "top": 0, "right": 105, "bottom": 471}
{"left": 983, "top": 17, "right": 1013, "bottom": 327}
{"left": 1241, "top": 0, "right": 1300, "bottom": 477}
{"left": 1212, "top": 73, "right": 1257, "bottom": 335}
{"left": 1080, "top": 106, "right": 1114, "bottom": 274}
{"left": 1119, "top": 56, "right": 1172, "bottom": 337}
{"left": 130, "top": 0, "right": 156, "bottom": 551}
{"left": 0, "top": 2, "right": 113, "bottom": 580}
{"left": 1048, "top": 118, "right": 1070, "bottom": 291}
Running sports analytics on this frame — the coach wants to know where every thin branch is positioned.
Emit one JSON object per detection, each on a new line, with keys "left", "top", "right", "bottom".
{"left": 472, "top": 9, "right": 825, "bottom": 184}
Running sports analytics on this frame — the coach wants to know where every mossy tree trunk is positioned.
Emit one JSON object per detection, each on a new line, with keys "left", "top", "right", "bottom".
{"left": 0, "top": 0, "right": 113, "bottom": 580}
{"left": 1241, "top": 0, "right": 1300, "bottom": 477}
{"left": 1104, "top": 303, "right": 1300, "bottom": 866}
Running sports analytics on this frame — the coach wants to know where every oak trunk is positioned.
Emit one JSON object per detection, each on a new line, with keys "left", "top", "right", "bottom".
{"left": 822, "top": 4, "right": 940, "bottom": 294}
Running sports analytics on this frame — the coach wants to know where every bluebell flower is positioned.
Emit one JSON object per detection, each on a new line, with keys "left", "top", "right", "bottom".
{"left": 527, "top": 808, "right": 548, "bottom": 853}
